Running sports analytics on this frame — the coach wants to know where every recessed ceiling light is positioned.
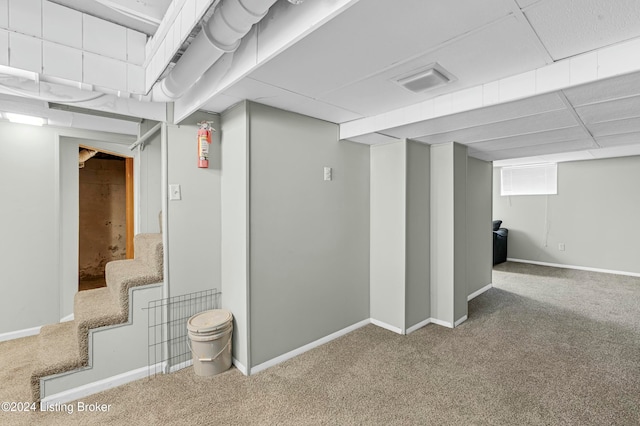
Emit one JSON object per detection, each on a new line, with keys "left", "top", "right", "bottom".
{"left": 393, "top": 63, "right": 457, "bottom": 93}
{"left": 4, "top": 112, "right": 46, "bottom": 126}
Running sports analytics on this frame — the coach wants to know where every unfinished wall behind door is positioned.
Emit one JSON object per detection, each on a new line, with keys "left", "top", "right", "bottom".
{"left": 79, "top": 156, "right": 127, "bottom": 281}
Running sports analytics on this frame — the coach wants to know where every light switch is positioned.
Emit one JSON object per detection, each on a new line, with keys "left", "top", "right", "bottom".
{"left": 323, "top": 167, "right": 332, "bottom": 181}
{"left": 169, "top": 184, "right": 181, "bottom": 200}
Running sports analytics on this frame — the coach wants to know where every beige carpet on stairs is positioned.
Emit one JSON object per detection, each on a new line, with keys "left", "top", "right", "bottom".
{"left": 28, "top": 233, "right": 163, "bottom": 404}
{"left": 2, "top": 262, "right": 639, "bottom": 425}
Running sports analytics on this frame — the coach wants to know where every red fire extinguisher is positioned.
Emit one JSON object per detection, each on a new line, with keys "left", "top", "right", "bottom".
{"left": 197, "top": 121, "right": 214, "bottom": 168}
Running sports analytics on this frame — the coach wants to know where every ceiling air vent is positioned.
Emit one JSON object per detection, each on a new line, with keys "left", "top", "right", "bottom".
{"left": 393, "top": 63, "right": 456, "bottom": 93}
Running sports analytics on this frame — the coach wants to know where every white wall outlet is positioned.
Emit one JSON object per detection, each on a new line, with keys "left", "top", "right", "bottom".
{"left": 323, "top": 166, "right": 332, "bottom": 181}
{"left": 169, "top": 184, "right": 181, "bottom": 201}
{"left": 558, "top": 242, "right": 565, "bottom": 251}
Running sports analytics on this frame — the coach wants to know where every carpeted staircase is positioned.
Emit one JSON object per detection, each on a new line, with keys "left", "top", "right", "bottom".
{"left": 30, "top": 233, "right": 163, "bottom": 403}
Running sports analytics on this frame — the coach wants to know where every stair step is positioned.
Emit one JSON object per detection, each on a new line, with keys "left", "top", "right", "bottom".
{"left": 133, "top": 233, "right": 163, "bottom": 273}
{"left": 74, "top": 287, "right": 126, "bottom": 364}
{"left": 106, "top": 259, "right": 161, "bottom": 311}
{"left": 30, "top": 233, "right": 164, "bottom": 403}
{"left": 30, "top": 321, "right": 83, "bottom": 402}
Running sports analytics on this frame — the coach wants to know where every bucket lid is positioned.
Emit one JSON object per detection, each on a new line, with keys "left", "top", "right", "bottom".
{"left": 187, "top": 309, "right": 233, "bottom": 334}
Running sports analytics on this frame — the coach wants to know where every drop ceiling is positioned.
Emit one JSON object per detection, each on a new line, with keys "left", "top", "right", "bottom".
{"left": 199, "top": 0, "right": 640, "bottom": 165}
{"left": 1, "top": 0, "right": 640, "bottom": 164}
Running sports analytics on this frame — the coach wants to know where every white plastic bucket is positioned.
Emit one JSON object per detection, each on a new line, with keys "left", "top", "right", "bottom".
{"left": 187, "top": 309, "right": 233, "bottom": 377}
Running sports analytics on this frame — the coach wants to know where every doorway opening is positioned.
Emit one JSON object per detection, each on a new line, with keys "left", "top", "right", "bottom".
{"left": 78, "top": 146, "right": 134, "bottom": 291}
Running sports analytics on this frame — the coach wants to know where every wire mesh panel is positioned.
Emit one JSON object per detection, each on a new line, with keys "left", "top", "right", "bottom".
{"left": 146, "top": 288, "right": 221, "bottom": 377}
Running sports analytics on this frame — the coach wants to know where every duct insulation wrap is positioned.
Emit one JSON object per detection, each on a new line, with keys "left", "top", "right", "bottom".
{"left": 160, "top": 0, "right": 278, "bottom": 99}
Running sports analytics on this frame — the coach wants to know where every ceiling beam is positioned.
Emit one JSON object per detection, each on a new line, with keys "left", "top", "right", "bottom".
{"left": 340, "top": 37, "right": 640, "bottom": 142}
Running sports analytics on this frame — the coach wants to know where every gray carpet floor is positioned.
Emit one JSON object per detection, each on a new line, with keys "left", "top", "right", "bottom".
{"left": 1, "top": 262, "right": 639, "bottom": 425}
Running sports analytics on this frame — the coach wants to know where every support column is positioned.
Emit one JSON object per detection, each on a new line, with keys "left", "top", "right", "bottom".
{"left": 430, "top": 142, "right": 468, "bottom": 327}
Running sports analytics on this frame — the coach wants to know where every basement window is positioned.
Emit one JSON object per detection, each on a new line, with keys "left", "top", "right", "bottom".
{"left": 500, "top": 163, "right": 557, "bottom": 196}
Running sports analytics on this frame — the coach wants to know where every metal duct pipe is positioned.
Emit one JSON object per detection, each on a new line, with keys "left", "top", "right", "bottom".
{"left": 158, "top": 0, "right": 278, "bottom": 100}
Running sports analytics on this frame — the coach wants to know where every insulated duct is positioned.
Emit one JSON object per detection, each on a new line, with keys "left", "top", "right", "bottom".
{"left": 157, "top": 0, "right": 279, "bottom": 100}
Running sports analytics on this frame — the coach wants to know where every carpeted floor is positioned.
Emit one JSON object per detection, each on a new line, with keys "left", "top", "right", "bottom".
{"left": 1, "top": 262, "right": 639, "bottom": 425}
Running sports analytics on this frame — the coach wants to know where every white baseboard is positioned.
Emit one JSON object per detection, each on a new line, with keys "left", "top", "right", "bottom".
{"left": 60, "top": 313, "right": 74, "bottom": 323}
{"left": 169, "top": 359, "right": 192, "bottom": 373}
{"left": 454, "top": 315, "right": 468, "bottom": 327}
{"left": 232, "top": 358, "right": 248, "bottom": 376}
{"left": 507, "top": 258, "right": 640, "bottom": 278}
{"left": 0, "top": 326, "right": 42, "bottom": 343}
{"left": 429, "top": 318, "right": 453, "bottom": 328}
{"left": 370, "top": 319, "right": 404, "bottom": 335}
{"left": 405, "top": 318, "right": 431, "bottom": 334}
{"left": 40, "top": 365, "right": 152, "bottom": 409}
{"left": 468, "top": 283, "right": 493, "bottom": 301}
{"left": 250, "top": 319, "right": 370, "bottom": 375}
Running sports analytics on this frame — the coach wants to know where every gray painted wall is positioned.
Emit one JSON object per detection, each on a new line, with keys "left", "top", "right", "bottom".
{"left": 370, "top": 140, "right": 406, "bottom": 331}
{"left": 0, "top": 122, "right": 139, "bottom": 334}
{"left": 0, "top": 123, "right": 59, "bottom": 333}
{"left": 137, "top": 122, "right": 162, "bottom": 234}
{"left": 59, "top": 137, "right": 79, "bottom": 319}
{"left": 430, "top": 144, "right": 455, "bottom": 324}
{"left": 220, "top": 102, "right": 250, "bottom": 368}
{"left": 493, "top": 156, "right": 640, "bottom": 274}
{"left": 466, "top": 157, "right": 493, "bottom": 296}
{"left": 405, "top": 140, "right": 430, "bottom": 329}
{"left": 166, "top": 112, "right": 222, "bottom": 298}
{"left": 453, "top": 143, "right": 468, "bottom": 322}
{"left": 248, "top": 102, "right": 370, "bottom": 366}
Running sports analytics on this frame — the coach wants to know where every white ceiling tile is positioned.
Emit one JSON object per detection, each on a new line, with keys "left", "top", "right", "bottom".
{"left": 380, "top": 92, "right": 566, "bottom": 139}
{"left": 411, "top": 109, "right": 578, "bottom": 144}
{"left": 83, "top": 52, "right": 127, "bottom": 91}
{"left": 250, "top": 0, "right": 517, "bottom": 100}
{"left": 569, "top": 52, "right": 598, "bottom": 86}
{"left": 563, "top": 72, "right": 640, "bottom": 106}
{"left": 221, "top": 78, "right": 363, "bottom": 123}
{"left": 43, "top": 2, "right": 82, "bottom": 49}
{"left": 0, "top": 32, "right": 7, "bottom": 66}
{"left": 127, "top": 29, "right": 146, "bottom": 65}
{"left": 83, "top": 15, "right": 127, "bottom": 61}
{"left": 587, "top": 117, "right": 640, "bottom": 137}
{"left": 524, "top": 0, "right": 640, "bottom": 60}
{"left": 595, "top": 132, "right": 640, "bottom": 147}
{"left": 597, "top": 38, "right": 640, "bottom": 79}
{"left": 433, "top": 94, "right": 453, "bottom": 117}
{"left": 467, "top": 126, "right": 588, "bottom": 152}
{"left": 536, "top": 60, "right": 571, "bottom": 93}
{"left": 0, "top": 0, "right": 7, "bottom": 29}
{"left": 491, "top": 150, "right": 595, "bottom": 167}
{"left": 127, "top": 64, "right": 145, "bottom": 94}
{"left": 483, "top": 81, "right": 501, "bottom": 106}
{"left": 316, "top": 15, "right": 547, "bottom": 116}
{"left": 9, "top": 33, "right": 41, "bottom": 73}
{"left": 575, "top": 95, "right": 640, "bottom": 124}
{"left": 8, "top": 0, "right": 41, "bottom": 37}
{"left": 452, "top": 86, "right": 483, "bottom": 113}
{"left": 478, "top": 138, "right": 594, "bottom": 161}
{"left": 499, "top": 71, "right": 536, "bottom": 102}
{"left": 43, "top": 42, "right": 82, "bottom": 81}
